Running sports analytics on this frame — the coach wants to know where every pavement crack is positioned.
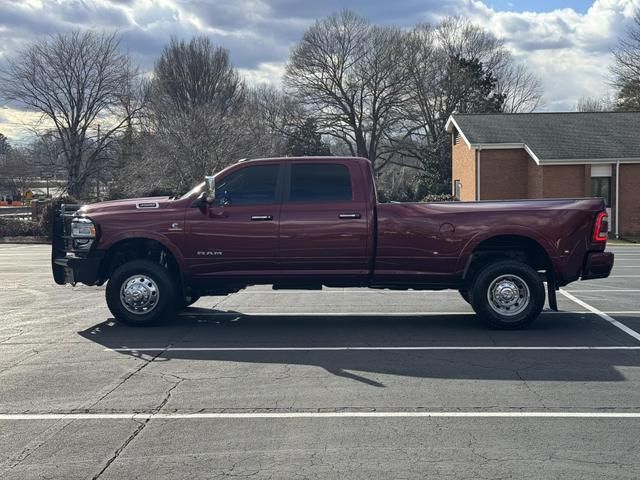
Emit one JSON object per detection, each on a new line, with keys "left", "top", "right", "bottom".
{"left": 91, "top": 417, "right": 148, "bottom": 480}
{"left": 83, "top": 328, "right": 195, "bottom": 412}
{"left": 0, "top": 329, "right": 27, "bottom": 344}
{"left": 92, "top": 373, "right": 184, "bottom": 479}
{"left": 515, "top": 367, "right": 547, "bottom": 409}
{"left": 81, "top": 349, "right": 166, "bottom": 412}
{"left": 0, "top": 348, "right": 40, "bottom": 375}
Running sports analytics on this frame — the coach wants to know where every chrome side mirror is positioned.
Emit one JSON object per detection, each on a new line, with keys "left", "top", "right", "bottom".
{"left": 205, "top": 176, "right": 215, "bottom": 203}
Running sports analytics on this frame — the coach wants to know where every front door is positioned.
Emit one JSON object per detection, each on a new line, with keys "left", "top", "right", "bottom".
{"left": 277, "top": 162, "right": 370, "bottom": 275}
{"left": 184, "top": 163, "right": 282, "bottom": 278}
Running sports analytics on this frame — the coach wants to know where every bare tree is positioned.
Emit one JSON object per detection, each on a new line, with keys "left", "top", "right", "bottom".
{"left": 244, "top": 85, "right": 305, "bottom": 157}
{"left": 612, "top": 8, "right": 640, "bottom": 111}
{"left": 285, "top": 10, "right": 412, "bottom": 173}
{"left": 497, "top": 62, "right": 544, "bottom": 113}
{"left": 0, "top": 31, "right": 140, "bottom": 197}
{"left": 390, "top": 19, "right": 521, "bottom": 194}
{"left": 0, "top": 148, "right": 35, "bottom": 199}
{"left": 434, "top": 17, "right": 542, "bottom": 113}
{"left": 286, "top": 12, "right": 542, "bottom": 195}
{"left": 575, "top": 95, "right": 613, "bottom": 112}
{"left": 139, "top": 37, "right": 248, "bottom": 194}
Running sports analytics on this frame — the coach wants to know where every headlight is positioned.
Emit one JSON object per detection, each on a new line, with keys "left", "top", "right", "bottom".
{"left": 71, "top": 217, "right": 96, "bottom": 238}
{"left": 71, "top": 217, "right": 97, "bottom": 251}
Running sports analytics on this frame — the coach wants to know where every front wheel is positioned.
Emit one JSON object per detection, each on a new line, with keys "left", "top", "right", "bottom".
{"left": 470, "top": 260, "right": 544, "bottom": 329}
{"left": 106, "top": 259, "right": 177, "bottom": 326}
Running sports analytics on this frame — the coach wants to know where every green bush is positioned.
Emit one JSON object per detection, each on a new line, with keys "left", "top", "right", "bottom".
{"left": 0, "top": 218, "right": 47, "bottom": 237}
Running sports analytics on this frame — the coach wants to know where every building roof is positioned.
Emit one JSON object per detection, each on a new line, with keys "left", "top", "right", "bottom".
{"left": 446, "top": 112, "right": 640, "bottom": 164}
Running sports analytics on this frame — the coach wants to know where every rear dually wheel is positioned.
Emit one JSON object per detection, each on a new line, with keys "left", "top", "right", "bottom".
{"left": 470, "top": 259, "right": 545, "bottom": 329}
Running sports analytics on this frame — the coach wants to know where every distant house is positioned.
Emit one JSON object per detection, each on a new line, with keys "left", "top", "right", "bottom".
{"left": 446, "top": 112, "right": 640, "bottom": 238}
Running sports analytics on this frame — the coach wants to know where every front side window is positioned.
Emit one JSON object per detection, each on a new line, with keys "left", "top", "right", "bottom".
{"left": 289, "top": 163, "right": 352, "bottom": 202}
{"left": 591, "top": 177, "right": 611, "bottom": 207}
{"left": 215, "top": 164, "right": 279, "bottom": 206}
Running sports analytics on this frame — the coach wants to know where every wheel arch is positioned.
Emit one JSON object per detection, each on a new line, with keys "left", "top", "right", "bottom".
{"left": 99, "top": 237, "right": 184, "bottom": 292}
{"left": 462, "top": 233, "right": 554, "bottom": 284}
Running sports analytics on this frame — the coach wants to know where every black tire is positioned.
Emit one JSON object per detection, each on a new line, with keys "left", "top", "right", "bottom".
{"left": 459, "top": 289, "right": 471, "bottom": 304}
{"left": 106, "top": 259, "right": 177, "bottom": 326}
{"left": 470, "top": 259, "right": 544, "bottom": 329}
{"left": 179, "top": 295, "right": 200, "bottom": 309}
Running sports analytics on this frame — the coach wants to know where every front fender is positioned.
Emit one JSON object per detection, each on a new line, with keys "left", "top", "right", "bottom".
{"left": 98, "top": 230, "right": 186, "bottom": 270}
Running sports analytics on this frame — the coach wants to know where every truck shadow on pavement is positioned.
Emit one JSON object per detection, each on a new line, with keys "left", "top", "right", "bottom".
{"left": 78, "top": 308, "right": 640, "bottom": 386}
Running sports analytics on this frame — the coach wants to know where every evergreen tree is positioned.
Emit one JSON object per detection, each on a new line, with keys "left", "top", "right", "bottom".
{"left": 0, "top": 133, "right": 11, "bottom": 156}
{"left": 285, "top": 118, "right": 331, "bottom": 156}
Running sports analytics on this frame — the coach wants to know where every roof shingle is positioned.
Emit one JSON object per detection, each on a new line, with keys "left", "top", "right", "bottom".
{"left": 449, "top": 112, "right": 640, "bottom": 161}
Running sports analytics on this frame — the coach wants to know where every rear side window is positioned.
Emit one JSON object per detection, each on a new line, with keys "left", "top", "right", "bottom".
{"left": 289, "top": 163, "right": 352, "bottom": 202}
{"left": 215, "top": 164, "right": 279, "bottom": 206}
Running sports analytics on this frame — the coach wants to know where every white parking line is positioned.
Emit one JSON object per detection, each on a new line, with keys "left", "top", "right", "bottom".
{"left": 180, "top": 311, "right": 588, "bottom": 317}
{"left": 105, "top": 346, "right": 640, "bottom": 352}
{"left": 239, "top": 290, "right": 462, "bottom": 294}
{"left": 559, "top": 289, "right": 640, "bottom": 342}
{"left": 565, "top": 289, "right": 640, "bottom": 293}
{"left": 2, "top": 411, "right": 640, "bottom": 420}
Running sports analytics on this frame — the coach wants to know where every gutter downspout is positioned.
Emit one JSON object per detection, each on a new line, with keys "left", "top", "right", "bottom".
{"left": 616, "top": 160, "right": 620, "bottom": 239}
{"left": 476, "top": 148, "right": 481, "bottom": 201}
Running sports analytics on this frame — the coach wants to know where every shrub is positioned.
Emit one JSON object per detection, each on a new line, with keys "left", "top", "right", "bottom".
{"left": 0, "top": 218, "right": 47, "bottom": 237}
{"left": 421, "top": 194, "right": 456, "bottom": 202}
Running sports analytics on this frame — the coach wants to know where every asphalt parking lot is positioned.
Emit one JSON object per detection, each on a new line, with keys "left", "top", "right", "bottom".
{"left": 1, "top": 244, "right": 640, "bottom": 479}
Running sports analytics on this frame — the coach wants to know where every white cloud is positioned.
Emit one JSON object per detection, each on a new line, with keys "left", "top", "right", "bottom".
{"left": 238, "top": 62, "right": 286, "bottom": 86}
{"left": 1, "top": 0, "right": 640, "bottom": 140}
{"left": 460, "top": 0, "right": 640, "bottom": 109}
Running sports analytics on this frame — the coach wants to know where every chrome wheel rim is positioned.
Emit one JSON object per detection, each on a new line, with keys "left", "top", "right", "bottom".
{"left": 487, "top": 274, "right": 530, "bottom": 317}
{"left": 120, "top": 275, "right": 160, "bottom": 315}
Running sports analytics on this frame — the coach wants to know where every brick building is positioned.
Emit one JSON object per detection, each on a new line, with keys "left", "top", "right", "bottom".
{"left": 446, "top": 112, "right": 640, "bottom": 238}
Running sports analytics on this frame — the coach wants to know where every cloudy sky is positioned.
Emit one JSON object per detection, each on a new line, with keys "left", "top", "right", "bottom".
{"left": 0, "top": 0, "right": 639, "bottom": 141}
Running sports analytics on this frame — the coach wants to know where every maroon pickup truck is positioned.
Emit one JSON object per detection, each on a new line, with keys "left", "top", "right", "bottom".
{"left": 52, "top": 156, "right": 613, "bottom": 328}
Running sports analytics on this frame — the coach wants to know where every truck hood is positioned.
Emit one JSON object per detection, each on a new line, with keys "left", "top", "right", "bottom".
{"left": 79, "top": 196, "right": 172, "bottom": 215}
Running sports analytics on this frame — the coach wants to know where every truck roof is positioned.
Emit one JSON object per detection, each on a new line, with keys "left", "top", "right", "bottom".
{"left": 237, "top": 156, "right": 371, "bottom": 165}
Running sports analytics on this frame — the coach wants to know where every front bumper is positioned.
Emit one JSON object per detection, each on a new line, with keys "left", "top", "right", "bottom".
{"left": 52, "top": 252, "right": 105, "bottom": 285}
{"left": 51, "top": 204, "right": 104, "bottom": 285}
{"left": 581, "top": 251, "right": 614, "bottom": 280}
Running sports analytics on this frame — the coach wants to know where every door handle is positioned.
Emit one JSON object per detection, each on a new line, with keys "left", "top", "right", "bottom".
{"left": 251, "top": 215, "right": 273, "bottom": 221}
{"left": 338, "top": 213, "right": 361, "bottom": 219}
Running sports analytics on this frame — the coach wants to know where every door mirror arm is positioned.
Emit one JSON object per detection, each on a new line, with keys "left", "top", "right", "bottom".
{"left": 205, "top": 176, "right": 216, "bottom": 202}
{"left": 191, "top": 191, "right": 214, "bottom": 209}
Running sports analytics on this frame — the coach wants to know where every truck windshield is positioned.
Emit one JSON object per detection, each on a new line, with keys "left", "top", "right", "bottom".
{"left": 178, "top": 182, "right": 205, "bottom": 200}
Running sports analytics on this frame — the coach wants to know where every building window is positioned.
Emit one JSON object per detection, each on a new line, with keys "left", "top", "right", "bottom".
{"left": 591, "top": 177, "right": 611, "bottom": 207}
{"left": 454, "top": 180, "right": 462, "bottom": 200}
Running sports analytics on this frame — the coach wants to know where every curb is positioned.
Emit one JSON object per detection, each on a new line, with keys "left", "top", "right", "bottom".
{"left": 0, "top": 237, "right": 50, "bottom": 244}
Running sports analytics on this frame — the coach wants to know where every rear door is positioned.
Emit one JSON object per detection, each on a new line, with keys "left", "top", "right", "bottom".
{"left": 277, "top": 161, "right": 370, "bottom": 275}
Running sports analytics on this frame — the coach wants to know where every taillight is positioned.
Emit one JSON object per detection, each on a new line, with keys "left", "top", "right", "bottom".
{"left": 593, "top": 211, "right": 608, "bottom": 243}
